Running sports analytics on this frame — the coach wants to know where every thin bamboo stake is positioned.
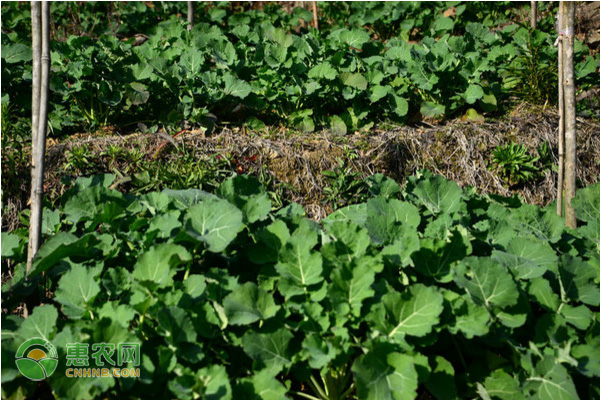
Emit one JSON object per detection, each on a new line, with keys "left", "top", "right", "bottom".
{"left": 187, "top": 1, "right": 194, "bottom": 31}
{"left": 562, "top": 2, "right": 577, "bottom": 228}
{"left": 531, "top": 1, "right": 538, "bottom": 29}
{"left": 556, "top": 3, "right": 564, "bottom": 216}
{"left": 27, "top": 1, "right": 42, "bottom": 276}
{"left": 312, "top": 1, "right": 318, "bottom": 29}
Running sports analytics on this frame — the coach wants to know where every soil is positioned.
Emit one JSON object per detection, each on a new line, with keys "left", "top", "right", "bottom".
{"left": 3, "top": 104, "right": 599, "bottom": 231}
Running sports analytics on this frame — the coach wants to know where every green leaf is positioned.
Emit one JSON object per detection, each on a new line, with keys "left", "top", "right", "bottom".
{"left": 249, "top": 220, "right": 290, "bottom": 264}
{"left": 369, "top": 284, "right": 444, "bottom": 339}
{"left": 353, "top": 345, "right": 418, "bottom": 400}
{"left": 179, "top": 48, "right": 203, "bottom": 75}
{"left": 573, "top": 183, "right": 600, "bottom": 223}
{"left": 308, "top": 62, "right": 337, "bottom": 80}
{"left": 239, "top": 369, "right": 289, "bottom": 400}
{"left": 302, "top": 333, "right": 337, "bottom": 370}
{"left": 365, "top": 197, "right": 420, "bottom": 245}
{"left": 223, "top": 74, "right": 252, "bottom": 99}
{"left": 523, "top": 357, "right": 579, "bottom": 400}
{"left": 295, "top": 116, "right": 315, "bottom": 133}
{"left": 1, "top": 233, "right": 20, "bottom": 258}
{"left": 412, "top": 232, "right": 468, "bottom": 282}
{"left": 391, "top": 95, "right": 409, "bottom": 117}
{"left": 528, "top": 278, "right": 560, "bottom": 311}
{"left": 157, "top": 306, "right": 196, "bottom": 345}
{"left": 218, "top": 175, "right": 271, "bottom": 223}
{"left": 370, "top": 85, "right": 390, "bottom": 103}
{"left": 128, "top": 82, "right": 150, "bottom": 105}
{"left": 340, "top": 29, "right": 371, "bottom": 49}
{"left": 432, "top": 16, "right": 455, "bottom": 32}
{"left": 480, "top": 370, "right": 525, "bottom": 400}
{"left": 454, "top": 257, "right": 519, "bottom": 309}
{"left": 492, "top": 238, "right": 557, "bottom": 280}
{"left": 186, "top": 197, "right": 244, "bottom": 253}
{"left": 559, "top": 255, "right": 600, "bottom": 306}
{"left": 425, "top": 356, "right": 457, "bottom": 400}
{"left": 97, "top": 302, "right": 135, "bottom": 328}
{"left": 223, "top": 282, "right": 280, "bottom": 325}
{"left": 560, "top": 304, "right": 592, "bottom": 330}
{"left": 196, "top": 365, "right": 232, "bottom": 400}
{"left": 275, "top": 227, "right": 323, "bottom": 297}
{"left": 420, "top": 102, "right": 445, "bottom": 117}
{"left": 329, "top": 115, "right": 347, "bottom": 135}
{"left": 329, "top": 256, "right": 378, "bottom": 317}
{"left": 464, "top": 84, "right": 484, "bottom": 104}
{"left": 132, "top": 243, "right": 191, "bottom": 287}
{"left": 63, "top": 186, "right": 125, "bottom": 223}
{"left": 54, "top": 265, "right": 101, "bottom": 319}
{"left": 448, "top": 294, "right": 490, "bottom": 338}
{"left": 18, "top": 304, "right": 58, "bottom": 342}
{"left": 242, "top": 329, "right": 293, "bottom": 372}
{"left": 184, "top": 275, "right": 207, "bottom": 298}
{"left": 339, "top": 72, "right": 368, "bottom": 90}
{"left": 410, "top": 175, "right": 464, "bottom": 215}
{"left": 1, "top": 43, "right": 32, "bottom": 63}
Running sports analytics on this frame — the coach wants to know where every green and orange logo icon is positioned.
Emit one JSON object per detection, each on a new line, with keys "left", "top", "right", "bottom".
{"left": 15, "top": 338, "right": 59, "bottom": 381}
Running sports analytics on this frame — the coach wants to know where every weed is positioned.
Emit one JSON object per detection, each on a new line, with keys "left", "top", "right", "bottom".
{"left": 322, "top": 159, "right": 369, "bottom": 209}
{"left": 490, "top": 142, "right": 540, "bottom": 186}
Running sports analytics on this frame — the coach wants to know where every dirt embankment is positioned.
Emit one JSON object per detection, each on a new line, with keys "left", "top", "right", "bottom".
{"left": 3, "top": 104, "right": 597, "bottom": 230}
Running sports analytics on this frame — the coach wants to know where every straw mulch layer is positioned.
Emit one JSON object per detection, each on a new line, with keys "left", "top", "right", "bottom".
{"left": 3, "top": 105, "right": 599, "bottom": 230}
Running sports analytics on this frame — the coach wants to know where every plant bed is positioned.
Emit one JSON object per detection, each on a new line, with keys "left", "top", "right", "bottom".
{"left": 2, "top": 172, "right": 599, "bottom": 399}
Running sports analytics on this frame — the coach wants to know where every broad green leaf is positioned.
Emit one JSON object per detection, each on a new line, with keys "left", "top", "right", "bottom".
{"left": 223, "top": 74, "right": 251, "bottom": 99}
{"left": 275, "top": 227, "right": 323, "bottom": 297}
{"left": 449, "top": 294, "right": 490, "bottom": 338}
{"left": 432, "top": 16, "right": 455, "bottom": 32}
{"left": 329, "top": 256, "right": 378, "bottom": 317}
{"left": 413, "top": 232, "right": 468, "bottom": 282}
{"left": 480, "top": 370, "right": 525, "bottom": 400}
{"left": 97, "top": 302, "right": 135, "bottom": 329}
{"left": 18, "top": 304, "right": 58, "bottom": 342}
{"left": 1, "top": 232, "right": 20, "bottom": 257}
{"left": 420, "top": 102, "right": 445, "bottom": 117}
{"left": 365, "top": 197, "right": 420, "bottom": 245}
{"left": 523, "top": 357, "right": 579, "bottom": 400}
{"left": 132, "top": 243, "right": 191, "bottom": 287}
{"left": 223, "top": 282, "right": 280, "bottom": 325}
{"left": 370, "top": 85, "right": 390, "bottom": 102}
{"left": 410, "top": 175, "right": 465, "bottom": 215}
{"left": 196, "top": 365, "right": 232, "bottom": 399}
{"left": 366, "top": 174, "right": 401, "bottom": 199}
{"left": 179, "top": 48, "right": 203, "bottom": 75}
{"left": 128, "top": 82, "right": 150, "bottom": 105}
{"left": 508, "top": 204, "right": 564, "bottom": 243}
{"left": 353, "top": 345, "right": 418, "bottom": 400}
{"left": 573, "top": 183, "right": 600, "bottom": 223}
{"left": 324, "top": 203, "right": 368, "bottom": 228}
{"left": 184, "top": 275, "right": 206, "bottom": 298}
{"left": 186, "top": 197, "right": 244, "bottom": 252}
{"left": 528, "top": 278, "right": 560, "bottom": 311}
{"left": 242, "top": 329, "right": 293, "bottom": 372}
{"left": 492, "top": 238, "right": 557, "bottom": 280}
{"left": 340, "top": 29, "right": 371, "bottom": 49}
{"left": 559, "top": 255, "right": 600, "bottom": 306}
{"left": 330, "top": 115, "right": 347, "bottom": 135}
{"left": 239, "top": 369, "right": 289, "bottom": 400}
{"left": 369, "top": 284, "right": 444, "bottom": 339}
{"left": 157, "top": 306, "right": 196, "bottom": 345}
{"left": 1, "top": 43, "right": 32, "bottom": 63}
{"left": 64, "top": 186, "right": 125, "bottom": 223}
{"left": 572, "top": 343, "right": 600, "bottom": 378}
{"left": 295, "top": 116, "right": 315, "bottom": 133}
{"left": 391, "top": 95, "right": 409, "bottom": 117}
{"left": 218, "top": 175, "right": 271, "bottom": 223}
{"left": 560, "top": 304, "right": 592, "bottom": 330}
{"left": 54, "top": 265, "right": 101, "bottom": 319}
{"left": 308, "top": 62, "right": 337, "bottom": 80}
{"left": 302, "top": 333, "right": 337, "bottom": 370}
{"left": 454, "top": 257, "right": 519, "bottom": 309}
{"left": 249, "top": 220, "right": 290, "bottom": 264}
{"left": 425, "top": 356, "right": 457, "bottom": 400}
{"left": 464, "top": 84, "right": 484, "bottom": 104}
{"left": 339, "top": 72, "right": 368, "bottom": 90}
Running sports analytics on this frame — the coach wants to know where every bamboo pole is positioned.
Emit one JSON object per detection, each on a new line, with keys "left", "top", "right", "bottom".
{"left": 312, "top": 1, "right": 318, "bottom": 29}
{"left": 531, "top": 1, "right": 538, "bottom": 29}
{"left": 562, "top": 2, "right": 577, "bottom": 229}
{"left": 557, "top": 2, "right": 564, "bottom": 216}
{"left": 27, "top": 1, "right": 42, "bottom": 276}
{"left": 187, "top": 1, "right": 194, "bottom": 31}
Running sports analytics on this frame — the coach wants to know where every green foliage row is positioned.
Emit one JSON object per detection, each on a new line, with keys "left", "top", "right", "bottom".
{"left": 2, "top": 172, "right": 600, "bottom": 399}
{"left": 1, "top": 2, "right": 598, "bottom": 137}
